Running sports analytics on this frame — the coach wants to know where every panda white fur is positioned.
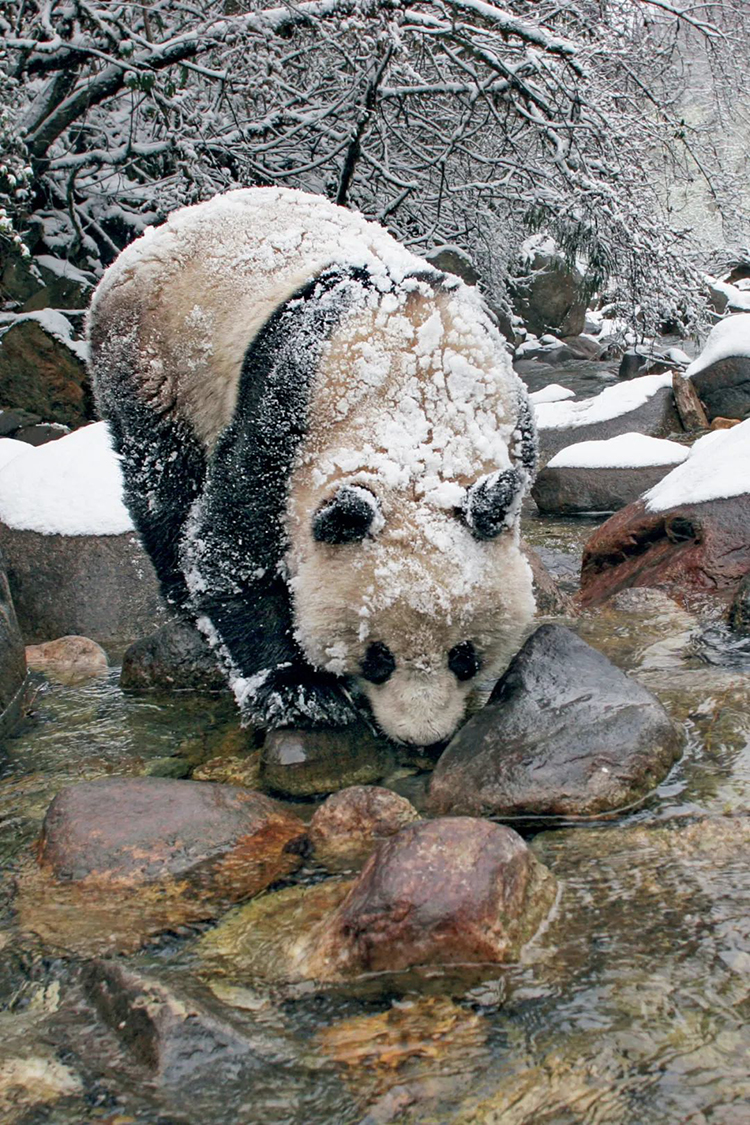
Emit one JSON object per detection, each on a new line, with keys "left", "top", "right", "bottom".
{"left": 88, "top": 187, "right": 536, "bottom": 746}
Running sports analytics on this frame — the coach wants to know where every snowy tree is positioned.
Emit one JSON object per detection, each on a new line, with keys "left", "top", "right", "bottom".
{"left": 0, "top": 0, "right": 747, "bottom": 333}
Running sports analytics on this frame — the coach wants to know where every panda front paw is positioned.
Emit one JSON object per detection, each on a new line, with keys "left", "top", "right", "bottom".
{"left": 234, "top": 664, "right": 360, "bottom": 730}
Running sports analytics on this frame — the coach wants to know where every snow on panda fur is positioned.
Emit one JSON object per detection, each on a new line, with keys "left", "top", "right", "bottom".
{"left": 88, "top": 187, "right": 536, "bottom": 746}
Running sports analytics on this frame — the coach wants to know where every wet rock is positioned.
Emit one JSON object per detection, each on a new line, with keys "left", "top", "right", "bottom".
{"left": 0, "top": 526, "right": 166, "bottom": 647}
{"left": 0, "top": 315, "right": 92, "bottom": 428}
{"left": 0, "top": 548, "right": 26, "bottom": 739}
{"left": 579, "top": 493, "right": 750, "bottom": 611}
{"left": 672, "top": 370, "right": 708, "bottom": 431}
{"left": 25, "top": 634, "right": 108, "bottom": 685}
{"left": 427, "top": 624, "right": 681, "bottom": 818}
{"left": 82, "top": 961, "right": 279, "bottom": 1088}
{"left": 728, "top": 573, "right": 750, "bottom": 636}
{"left": 521, "top": 540, "right": 575, "bottom": 615}
{"left": 690, "top": 355, "right": 750, "bottom": 421}
{"left": 511, "top": 248, "right": 587, "bottom": 338}
{"left": 39, "top": 777, "right": 304, "bottom": 894}
{"left": 308, "top": 786, "right": 420, "bottom": 871}
{"left": 292, "top": 818, "right": 556, "bottom": 980}
{"left": 261, "top": 724, "right": 393, "bottom": 797}
{"left": 120, "top": 618, "right": 226, "bottom": 693}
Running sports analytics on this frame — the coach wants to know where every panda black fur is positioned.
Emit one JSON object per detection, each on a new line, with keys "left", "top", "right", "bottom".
{"left": 88, "top": 188, "right": 537, "bottom": 745}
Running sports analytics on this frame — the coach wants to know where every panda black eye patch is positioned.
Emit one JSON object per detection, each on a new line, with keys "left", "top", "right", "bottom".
{"left": 312, "top": 485, "right": 379, "bottom": 545}
{"left": 448, "top": 641, "right": 481, "bottom": 681}
{"left": 360, "top": 642, "right": 396, "bottom": 684}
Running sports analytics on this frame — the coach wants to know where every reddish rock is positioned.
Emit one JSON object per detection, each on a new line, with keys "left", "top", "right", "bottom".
{"left": 0, "top": 317, "right": 92, "bottom": 428}
{"left": 25, "top": 634, "right": 108, "bottom": 685}
{"left": 293, "top": 817, "right": 556, "bottom": 980}
{"left": 579, "top": 494, "right": 750, "bottom": 609}
{"left": 309, "top": 786, "right": 420, "bottom": 871}
{"left": 39, "top": 777, "right": 304, "bottom": 898}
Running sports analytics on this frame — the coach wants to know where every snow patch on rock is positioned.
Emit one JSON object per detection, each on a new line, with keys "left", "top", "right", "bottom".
{"left": 529, "top": 383, "right": 575, "bottom": 405}
{"left": 534, "top": 372, "right": 673, "bottom": 431}
{"left": 0, "top": 437, "right": 33, "bottom": 471}
{"left": 685, "top": 313, "right": 750, "bottom": 378}
{"left": 0, "top": 421, "right": 133, "bottom": 535}
{"left": 548, "top": 433, "right": 689, "bottom": 470}
{"left": 644, "top": 419, "right": 750, "bottom": 512}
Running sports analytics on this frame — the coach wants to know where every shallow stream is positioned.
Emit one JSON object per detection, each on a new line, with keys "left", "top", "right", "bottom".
{"left": 1, "top": 510, "right": 748, "bottom": 1125}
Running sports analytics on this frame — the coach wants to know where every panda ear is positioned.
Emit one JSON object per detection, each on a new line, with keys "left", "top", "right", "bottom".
{"left": 312, "top": 485, "right": 382, "bottom": 545}
{"left": 462, "top": 468, "right": 522, "bottom": 540}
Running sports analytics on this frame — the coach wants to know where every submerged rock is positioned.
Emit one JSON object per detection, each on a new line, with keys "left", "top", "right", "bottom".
{"left": 82, "top": 961, "right": 280, "bottom": 1088}
{"left": 120, "top": 618, "right": 226, "bottom": 693}
{"left": 308, "top": 785, "right": 420, "bottom": 871}
{"left": 18, "top": 778, "right": 305, "bottom": 955}
{"left": 39, "top": 777, "right": 304, "bottom": 893}
{"left": 427, "top": 624, "right": 681, "bottom": 819}
{"left": 25, "top": 634, "right": 108, "bottom": 685}
{"left": 261, "top": 724, "right": 393, "bottom": 797}
{"left": 291, "top": 818, "right": 556, "bottom": 980}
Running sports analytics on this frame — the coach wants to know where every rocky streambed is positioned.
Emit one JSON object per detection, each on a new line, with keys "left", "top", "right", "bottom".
{"left": 1, "top": 506, "right": 749, "bottom": 1125}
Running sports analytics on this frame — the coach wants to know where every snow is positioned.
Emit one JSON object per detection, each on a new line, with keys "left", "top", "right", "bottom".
{"left": 644, "top": 419, "right": 750, "bottom": 512}
{"left": 0, "top": 308, "right": 89, "bottom": 363}
{"left": 548, "top": 433, "right": 689, "bottom": 470}
{"left": 685, "top": 313, "right": 750, "bottom": 377}
{"left": 534, "top": 372, "right": 673, "bottom": 431}
{"left": 0, "top": 438, "right": 32, "bottom": 471}
{"left": 529, "top": 383, "right": 575, "bottom": 404}
{"left": 706, "top": 277, "right": 750, "bottom": 312}
{"left": 35, "top": 254, "right": 94, "bottom": 288}
{"left": 0, "top": 421, "right": 134, "bottom": 535}
{"left": 520, "top": 233, "right": 557, "bottom": 263}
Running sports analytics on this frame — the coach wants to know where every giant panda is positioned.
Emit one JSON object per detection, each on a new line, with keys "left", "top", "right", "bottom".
{"left": 88, "top": 187, "right": 536, "bottom": 746}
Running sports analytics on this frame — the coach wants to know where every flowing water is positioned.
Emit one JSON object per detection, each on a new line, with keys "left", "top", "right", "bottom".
{"left": 1, "top": 511, "right": 748, "bottom": 1125}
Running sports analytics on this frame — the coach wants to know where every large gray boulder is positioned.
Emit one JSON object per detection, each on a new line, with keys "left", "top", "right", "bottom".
{"left": 0, "top": 525, "right": 166, "bottom": 648}
{"left": 510, "top": 244, "right": 587, "bottom": 338}
{"left": 427, "top": 624, "right": 681, "bottom": 818}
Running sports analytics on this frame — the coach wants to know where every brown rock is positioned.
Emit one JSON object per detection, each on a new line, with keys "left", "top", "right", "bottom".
{"left": 38, "top": 777, "right": 304, "bottom": 897}
{"left": 579, "top": 494, "right": 750, "bottom": 610}
{"left": 672, "top": 370, "right": 708, "bottom": 431}
{"left": 309, "top": 786, "right": 420, "bottom": 871}
{"left": 0, "top": 317, "right": 92, "bottom": 428}
{"left": 292, "top": 818, "right": 556, "bottom": 980}
{"left": 0, "top": 525, "right": 167, "bottom": 647}
{"left": 25, "top": 635, "right": 108, "bottom": 685}
{"left": 710, "top": 416, "right": 741, "bottom": 430}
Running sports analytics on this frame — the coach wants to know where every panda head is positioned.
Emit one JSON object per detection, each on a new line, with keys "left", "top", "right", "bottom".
{"left": 289, "top": 464, "right": 534, "bottom": 747}
{"left": 286, "top": 272, "right": 536, "bottom": 747}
